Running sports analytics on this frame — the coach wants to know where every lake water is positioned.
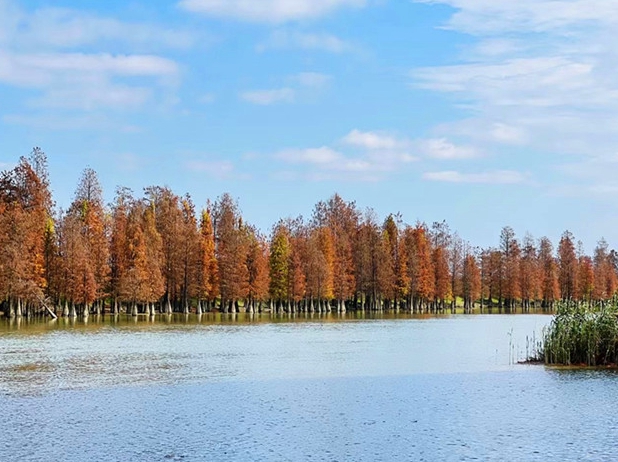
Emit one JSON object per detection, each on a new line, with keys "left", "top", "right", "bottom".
{"left": 1, "top": 313, "right": 617, "bottom": 461}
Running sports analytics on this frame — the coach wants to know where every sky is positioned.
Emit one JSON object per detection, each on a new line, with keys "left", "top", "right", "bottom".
{"left": 1, "top": 0, "right": 618, "bottom": 251}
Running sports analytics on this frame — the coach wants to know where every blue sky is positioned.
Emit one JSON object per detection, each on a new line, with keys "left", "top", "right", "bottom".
{"left": 1, "top": 0, "right": 617, "bottom": 250}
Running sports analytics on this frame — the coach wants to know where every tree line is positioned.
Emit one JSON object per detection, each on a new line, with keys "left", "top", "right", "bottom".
{"left": 2, "top": 148, "right": 618, "bottom": 318}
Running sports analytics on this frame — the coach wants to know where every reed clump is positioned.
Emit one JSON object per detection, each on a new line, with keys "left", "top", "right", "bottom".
{"left": 537, "top": 302, "right": 618, "bottom": 366}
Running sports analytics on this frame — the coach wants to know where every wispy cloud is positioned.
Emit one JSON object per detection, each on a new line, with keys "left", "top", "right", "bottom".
{"left": 0, "top": 1, "right": 183, "bottom": 113}
{"left": 7, "top": 7, "right": 197, "bottom": 50}
{"left": 178, "top": 0, "right": 367, "bottom": 23}
{"left": 273, "top": 130, "right": 419, "bottom": 181}
{"left": 410, "top": 0, "right": 618, "bottom": 195}
{"left": 341, "top": 129, "right": 477, "bottom": 162}
{"left": 342, "top": 129, "right": 406, "bottom": 150}
{"left": 257, "top": 30, "right": 352, "bottom": 53}
{"left": 275, "top": 147, "right": 378, "bottom": 181}
{"left": 413, "top": 1, "right": 618, "bottom": 35}
{"left": 240, "top": 88, "right": 296, "bottom": 105}
{"left": 241, "top": 72, "right": 331, "bottom": 105}
{"left": 419, "top": 138, "right": 479, "bottom": 160}
{"left": 554, "top": 154, "right": 618, "bottom": 197}
{"left": 0, "top": 51, "right": 179, "bottom": 110}
{"left": 423, "top": 170, "right": 526, "bottom": 184}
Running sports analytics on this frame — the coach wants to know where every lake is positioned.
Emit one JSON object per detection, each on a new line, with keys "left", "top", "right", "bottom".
{"left": 1, "top": 313, "right": 616, "bottom": 461}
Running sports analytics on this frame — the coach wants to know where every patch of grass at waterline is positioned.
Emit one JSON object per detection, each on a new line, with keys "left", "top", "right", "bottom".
{"left": 532, "top": 302, "right": 618, "bottom": 367}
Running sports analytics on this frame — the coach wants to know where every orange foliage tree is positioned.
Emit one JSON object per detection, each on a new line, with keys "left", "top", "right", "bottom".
{"left": 8, "top": 147, "right": 618, "bottom": 318}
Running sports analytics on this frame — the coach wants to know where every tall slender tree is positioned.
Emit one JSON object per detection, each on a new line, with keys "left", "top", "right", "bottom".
{"left": 558, "top": 231, "right": 578, "bottom": 301}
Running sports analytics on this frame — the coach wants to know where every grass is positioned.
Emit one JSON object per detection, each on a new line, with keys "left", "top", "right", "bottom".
{"left": 535, "top": 302, "right": 618, "bottom": 367}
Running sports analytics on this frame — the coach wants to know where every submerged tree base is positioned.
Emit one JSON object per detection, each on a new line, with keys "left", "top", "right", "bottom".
{"left": 533, "top": 302, "right": 618, "bottom": 367}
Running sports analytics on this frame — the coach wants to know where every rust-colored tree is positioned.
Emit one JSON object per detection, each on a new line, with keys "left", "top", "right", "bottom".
{"left": 377, "top": 215, "right": 398, "bottom": 309}
{"left": 213, "top": 193, "right": 249, "bottom": 313}
{"left": 499, "top": 226, "right": 521, "bottom": 311}
{"left": 538, "top": 237, "right": 560, "bottom": 309}
{"left": 593, "top": 239, "right": 618, "bottom": 301}
{"left": 0, "top": 150, "right": 53, "bottom": 317}
{"left": 519, "top": 233, "right": 540, "bottom": 311}
{"left": 431, "top": 221, "right": 451, "bottom": 312}
{"left": 449, "top": 234, "right": 463, "bottom": 312}
{"left": 558, "top": 231, "right": 578, "bottom": 302}
{"left": 287, "top": 220, "right": 307, "bottom": 309}
{"left": 481, "top": 249, "right": 503, "bottom": 308}
{"left": 109, "top": 187, "right": 132, "bottom": 313}
{"left": 58, "top": 211, "right": 95, "bottom": 314}
{"left": 246, "top": 228, "right": 270, "bottom": 313}
{"left": 146, "top": 186, "right": 184, "bottom": 313}
{"left": 312, "top": 194, "right": 358, "bottom": 311}
{"left": 305, "top": 226, "right": 334, "bottom": 311}
{"left": 402, "top": 223, "right": 434, "bottom": 312}
{"left": 269, "top": 222, "right": 290, "bottom": 308}
{"left": 461, "top": 249, "right": 481, "bottom": 313}
{"left": 197, "top": 207, "right": 219, "bottom": 311}
{"left": 64, "top": 168, "right": 110, "bottom": 314}
{"left": 578, "top": 255, "right": 595, "bottom": 306}
{"left": 354, "top": 211, "right": 381, "bottom": 311}
{"left": 178, "top": 196, "right": 201, "bottom": 313}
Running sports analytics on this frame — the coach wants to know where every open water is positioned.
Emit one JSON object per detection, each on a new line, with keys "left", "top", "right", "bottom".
{"left": 1, "top": 313, "right": 616, "bottom": 461}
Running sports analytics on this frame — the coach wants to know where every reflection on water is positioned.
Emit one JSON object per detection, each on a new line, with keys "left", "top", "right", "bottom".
{"left": 0, "top": 313, "right": 548, "bottom": 396}
{"left": 2, "top": 310, "right": 462, "bottom": 331}
{"left": 5, "top": 314, "right": 617, "bottom": 462}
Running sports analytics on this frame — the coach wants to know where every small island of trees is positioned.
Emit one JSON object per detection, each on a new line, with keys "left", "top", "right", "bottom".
{"left": 2, "top": 148, "right": 618, "bottom": 326}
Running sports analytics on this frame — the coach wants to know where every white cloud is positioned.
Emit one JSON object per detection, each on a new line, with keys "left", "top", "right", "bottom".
{"left": 241, "top": 73, "right": 330, "bottom": 105}
{"left": 490, "top": 123, "right": 527, "bottom": 145}
{"left": 0, "top": 51, "right": 179, "bottom": 110}
{"left": 273, "top": 132, "right": 419, "bottom": 181}
{"left": 413, "top": 1, "right": 618, "bottom": 35}
{"left": 431, "top": 119, "right": 528, "bottom": 146}
{"left": 419, "top": 138, "right": 479, "bottom": 160}
{"left": 276, "top": 147, "right": 376, "bottom": 180}
{"left": 423, "top": 170, "right": 526, "bottom": 184}
{"left": 14, "top": 7, "right": 197, "bottom": 50}
{"left": 257, "top": 30, "right": 351, "bottom": 53}
{"left": 414, "top": 57, "right": 600, "bottom": 109}
{"left": 240, "top": 88, "right": 296, "bottom": 105}
{"left": 276, "top": 146, "right": 376, "bottom": 173}
{"left": 1, "top": 52, "right": 178, "bottom": 81}
{"left": 341, "top": 131, "right": 479, "bottom": 161}
{"left": 178, "top": 0, "right": 367, "bottom": 23}
{"left": 342, "top": 129, "right": 405, "bottom": 150}
{"left": 410, "top": 0, "right": 618, "bottom": 196}
{"left": 0, "top": 0, "right": 183, "bottom": 112}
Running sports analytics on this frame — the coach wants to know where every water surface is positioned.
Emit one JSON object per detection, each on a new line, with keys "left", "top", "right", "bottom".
{"left": 2, "top": 314, "right": 614, "bottom": 461}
